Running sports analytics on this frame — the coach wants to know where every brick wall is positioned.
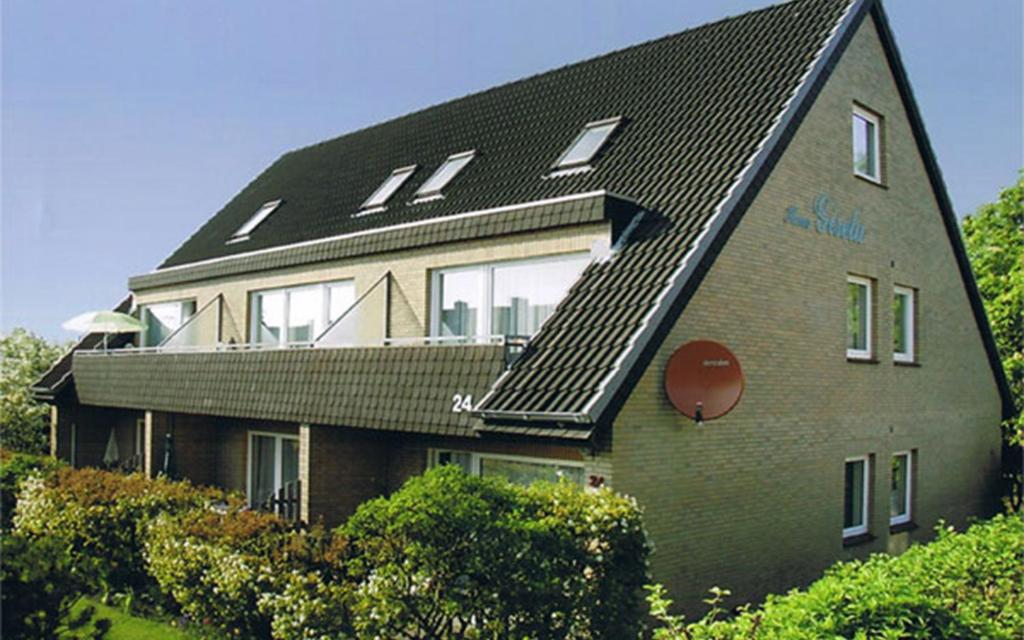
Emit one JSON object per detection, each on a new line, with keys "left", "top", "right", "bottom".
{"left": 612, "top": 16, "right": 1004, "bottom": 612}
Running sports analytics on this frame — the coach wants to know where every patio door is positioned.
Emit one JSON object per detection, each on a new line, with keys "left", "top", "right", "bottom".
{"left": 248, "top": 432, "right": 299, "bottom": 509}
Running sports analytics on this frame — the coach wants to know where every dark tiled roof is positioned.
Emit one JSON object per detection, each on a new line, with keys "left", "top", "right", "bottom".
{"left": 156, "top": 0, "right": 848, "bottom": 271}
{"left": 71, "top": 345, "right": 507, "bottom": 437}
{"left": 131, "top": 192, "right": 637, "bottom": 291}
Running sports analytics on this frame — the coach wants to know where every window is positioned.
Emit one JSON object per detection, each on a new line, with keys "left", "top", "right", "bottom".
{"left": 846, "top": 275, "right": 873, "bottom": 359}
{"left": 431, "top": 253, "right": 590, "bottom": 339}
{"left": 229, "top": 200, "right": 281, "bottom": 243}
{"left": 890, "top": 451, "right": 912, "bottom": 526}
{"left": 250, "top": 280, "right": 355, "bottom": 346}
{"left": 430, "top": 449, "right": 585, "bottom": 486}
{"left": 361, "top": 165, "right": 417, "bottom": 211}
{"left": 844, "top": 455, "right": 870, "bottom": 538}
{"left": 140, "top": 299, "right": 197, "bottom": 347}
{"left": 555, "top": 117, "right": 622, "bottom": 169}
{"left": 247, "top": 432, "right": 299, "bottom": 509}
{"left": 893, "top": 286, "right": 915, "bottom": 363}
{"left": 852, "top": 107, "right": 881, "bottom": 182}
{"left": 134, "top": 418, "right": 145, "bottom": 458}
{"left": 414, "top": 151, "right": 475, "bottom": 200}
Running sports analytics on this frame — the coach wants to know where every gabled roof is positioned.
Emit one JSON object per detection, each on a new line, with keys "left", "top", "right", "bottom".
{"left": 122, "top": 0, "right": 1014, "bottom": 432}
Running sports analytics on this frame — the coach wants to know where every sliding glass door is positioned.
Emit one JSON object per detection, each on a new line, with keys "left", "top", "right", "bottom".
{"left": 248, "top": 432, "right": 299, "bottom": 509}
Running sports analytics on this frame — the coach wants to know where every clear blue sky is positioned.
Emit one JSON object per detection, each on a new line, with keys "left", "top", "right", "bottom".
{"left": 2, "top": 0, "right": 1021, "bottom": 340}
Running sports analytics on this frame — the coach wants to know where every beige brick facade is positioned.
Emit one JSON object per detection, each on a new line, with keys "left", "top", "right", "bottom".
{"left": 611, "top": 17, "right": 1003, "bottom": 611}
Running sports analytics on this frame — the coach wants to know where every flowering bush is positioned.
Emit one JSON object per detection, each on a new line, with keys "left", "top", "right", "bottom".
{"left": 342, "top": 466, "right": 650, "bottom": 639}
{"left": 13, "top": 467, "right": 220, "bottom": 597}
{"left": 0, "top": 449, "right": 64, "bottom": 530}
{"left": 648, "top": 514, "right": 1024, "bottom": 640}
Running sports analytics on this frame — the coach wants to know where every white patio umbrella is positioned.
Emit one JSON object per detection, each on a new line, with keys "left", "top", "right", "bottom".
{"left": 102, "top": 427, "right": 120, "bottom": 467}
{"left": 62, "top": 310, "right": 146, "bottom": 350}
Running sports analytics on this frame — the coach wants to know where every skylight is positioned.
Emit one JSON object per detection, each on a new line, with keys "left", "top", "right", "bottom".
{"left": 555, "top": 117, "right": 622, "bottom": 168}
{"left": 361, "top": 165, "right": 417, "bottom": 211}
{"left": 228, "top": 200, "right": 281, "bottom": 243}
{"left": 414, "top": 151, "right": 475, "bottom": 200}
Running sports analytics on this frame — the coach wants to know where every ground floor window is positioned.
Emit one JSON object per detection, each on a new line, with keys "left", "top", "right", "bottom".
{"left": 844, "top": 455, "right": 870, "bottom": 538}
{"left": 890, "top": 451, "right": 913, "bottom": 526}
{"left": 248, "top": 432, "right": 299, "bottom": 508}
{"left": 429, "top": 449, "right": 584, "bottom": 486}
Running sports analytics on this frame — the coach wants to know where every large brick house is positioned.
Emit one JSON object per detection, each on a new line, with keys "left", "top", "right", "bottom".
{"left": 34, "top": 0, "right": 1015, "bottom": 608}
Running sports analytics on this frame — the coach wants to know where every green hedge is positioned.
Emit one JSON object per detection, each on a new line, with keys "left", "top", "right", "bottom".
{"left": 649, "top": 514, "right": 1024, "bottom": 640}
{"left": 13, "top": 467, "right": 223, "bottom": 599}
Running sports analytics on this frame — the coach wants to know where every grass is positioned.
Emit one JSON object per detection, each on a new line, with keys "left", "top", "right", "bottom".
{"left": 66, "top": 597, "right": 203, "bottom": 639}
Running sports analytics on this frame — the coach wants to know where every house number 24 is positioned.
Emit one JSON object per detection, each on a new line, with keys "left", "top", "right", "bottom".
{"left": 451, "top": 394, "right": 474, "bottom": 413}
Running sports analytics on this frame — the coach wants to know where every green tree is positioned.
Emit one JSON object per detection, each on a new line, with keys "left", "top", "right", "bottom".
{"left": 962, "top": 174, "right": 1023, "bottom": 504}
{"left": 0, "top": 329, "right": 67, "bottom": 454}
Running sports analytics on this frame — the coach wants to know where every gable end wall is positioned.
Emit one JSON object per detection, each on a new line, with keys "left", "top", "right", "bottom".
{"left": 612, "top": 14, "right": 1003, "bottom": 611}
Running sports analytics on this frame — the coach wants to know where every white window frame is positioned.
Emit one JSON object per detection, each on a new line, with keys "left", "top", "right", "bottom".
{"left": 843, "top": 455, "right": 870, "bottom": 538}
{"left": 248, "top": 279, "right": 354, "bottom": 346}
{"left": 846, "top": 275, "right": 873, "bottom": 360}
{"left": 893, "top": 285, "right": 915, "bottom": 363}
{"left": 890, "top": 451, "right": 912, "bottom": 526}
{"left": 413, "top": 150, "right": 475, "bottom": 202}
{"left": 852, "top": 106, "right": 881, "bottom": 183}
{"left": 228, "top": 199, "right": 282, "bottom": 243}
{"left": 552, "top": 116, "right": 623, "bottom": 171}
{"left": 246, "top": 431, "right": 300, "bottom": 508}
{"left": 429, "top": 252, "right": 590, "bottom": 339}
{"left": 135, "top": 418, "right": 145, "bottom": 458}
{"left": 139, "top": 298, "right": 197, "bottom": 347}
{"left": 359, "top": 165, "right": 417, "bottom": 213}
{"left": 428, "top": 448, "right": 585, "bottom": 485}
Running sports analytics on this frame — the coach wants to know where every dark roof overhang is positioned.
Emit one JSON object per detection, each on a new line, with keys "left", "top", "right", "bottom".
{"left": 130, "top": 191, "right": 639, "bottom": 292}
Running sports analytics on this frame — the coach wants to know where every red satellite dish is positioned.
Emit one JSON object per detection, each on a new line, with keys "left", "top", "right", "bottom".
{"left": 664, "top": 340, "right": 744, "bottom": 422}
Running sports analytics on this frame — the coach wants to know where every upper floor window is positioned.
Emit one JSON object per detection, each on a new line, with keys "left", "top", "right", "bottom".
{"left": 844, "top": 455, "right": 870, "bottom": 538}
{"left": 414, "top": 151, "right": 475, "bottom": 201}
{"left": 140, "top": 299, "right": 197, "bottom": 347}
{"left": 250, "top": 280, "right": 355, "bottom": 346}
{"left": 847, "top": 275, "right": 873, "bottom": 360}
{"left": 893, "top": 286, "right": 915, "bottom": 363}
{"left": 229, "top": 200, "right": 281, "bottom": 243}
{"left": 430, "top": 449, "right": 584, "bottom": 486}
{"left": 360, "top": 165, "right": 417, "bottom": 212}
{"left": 554, "top": 117, "right": 622, "bottom": 169}
{"left": 431, "top": 253, "right": 590, "bottom": 340}
{"left": 890, "top": 451, "right": 912, "bottom": 526}
{"left": 852, "top": 106, "right": 881, "bottom": 182}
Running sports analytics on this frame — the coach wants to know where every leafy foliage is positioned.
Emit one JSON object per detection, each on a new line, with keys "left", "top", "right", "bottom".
{"left": 0, "top": 329, "right": 67, "bottom": 454}
{"left": 0, "top": 531, "right": 110, "bottom": 639}
{"left": 0, "top": 448, "right": 65, "bottom": 530}
{"left": 342, "top": 465, "right": 649, "bottom": 639}
{"left": 648, "top": 514, "right": 1024, "bottom": 639}
{"left": 963, "top": 174, "right": 1024, "bottom": 503}
{"left": 13, "top": 467, "right": 221, "bottom": 599}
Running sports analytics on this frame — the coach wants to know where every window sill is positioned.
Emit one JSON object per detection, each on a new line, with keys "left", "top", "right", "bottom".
{"left": 854, "top": 172, "right": 887, "bottom": 189}
{"left": 846, "top": 356, "right": 878, "bottom": 364}
{"left": 893, "top": 360, "right": 920, "bottom": 368}
{"left": 889, "top": 521, "right": 918, "bottom": 534}
{"left": 842, "top": 532, "right": 875, "bottom": 548}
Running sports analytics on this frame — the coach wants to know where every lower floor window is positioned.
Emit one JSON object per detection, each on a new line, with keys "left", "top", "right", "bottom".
{"left": 248, "top": 432, "right": 299, "bottom": 508}
{"left": 890, "top": 451, "right": 913, "bottom": 525}
{"left": 844, "top": 455, "right": 870, "bottom": 537}
{"left": 430, "top": 449, "right": 584, "bottom": 486}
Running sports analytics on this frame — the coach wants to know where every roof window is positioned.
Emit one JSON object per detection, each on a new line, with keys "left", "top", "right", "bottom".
{"left": 360, "top": 165, "right": 417, "bottom": 212}
{"left": 227, "top": 200, "right": 281, "bottom": 243}
{"left": 554, "top": 117, "right": 622, "bottom": 170}
{"left": 414, "top": 151, "right": 475, "bottom": 201}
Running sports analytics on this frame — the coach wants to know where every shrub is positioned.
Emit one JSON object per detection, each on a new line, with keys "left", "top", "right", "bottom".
{"left": 0, "top": 449, "right": 64, "bottom": 530}
{"left": 342, "top": 466, "right": 650, "bottom": 639}
{"left": 648, "top": 513, "right": 1024, "bottom": 640}
{"left": 142, "top": 503, "right": 342, "bottom": 634}
{"left": 13, "top": 466, "right": 220, "bottom": 598}
{"left": 0, "top": 531, "right": 109, "bottom": 639}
